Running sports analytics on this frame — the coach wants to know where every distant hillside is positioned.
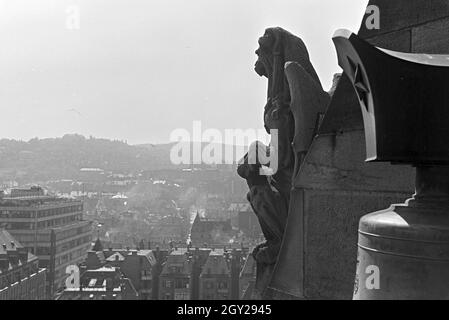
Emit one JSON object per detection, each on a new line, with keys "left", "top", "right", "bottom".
{"left": 0, "top": 135, "right": 244, "bottom": 182}
{"left": 0, "top": 134, "right": 178, "bottom": 182}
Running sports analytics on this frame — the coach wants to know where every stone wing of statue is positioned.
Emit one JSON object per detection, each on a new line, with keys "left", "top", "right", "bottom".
{"left": 284, "top": 61, "right": 330, "bottom": 181}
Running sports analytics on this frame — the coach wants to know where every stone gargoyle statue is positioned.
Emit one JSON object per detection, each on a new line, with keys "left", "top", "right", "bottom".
{"left": 237, "top": 27, "right": 330, "bottom": 297}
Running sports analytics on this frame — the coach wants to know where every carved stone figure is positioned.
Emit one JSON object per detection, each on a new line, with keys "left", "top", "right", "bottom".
{"left": 237, "top": 27, "right": 329, "bottom": 296}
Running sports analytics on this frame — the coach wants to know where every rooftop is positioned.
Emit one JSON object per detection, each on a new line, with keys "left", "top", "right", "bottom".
{"left": 200, "top": 250, "right": 230, "bottom": 276}
{"left": 105, "top": 252, "right": 125, "bottom": 262}
{"left": 0, "top": 229, "right": 38, "bottom": 275}
{"left": 0, "top": 229, "right": 24, "bottom": 254}
{"left": 0, "top": 195, "right": 82, "bottom": 207}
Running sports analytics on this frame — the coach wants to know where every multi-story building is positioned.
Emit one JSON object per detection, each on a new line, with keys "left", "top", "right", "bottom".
{"left": 199, "top": 250, "right": 231, "bottom": 300}
{"left": 58, "top": 265, "right": 138, "bottom": 300}
{"left": 0, "top": 229, "right": 46, "bottom": 300}
{"left": 0, "top": 187, "right": 93, "bottom": 297}
{"left": 159, "top": 247, "right": 246, "bottom": 300}
{"left": 120, "top": 249, "right": 157, "bottom": 300}
{"left": 10, "top": 186, "right": 45, "bottom": 198}
{"left": 84, "top": 240, "right": 164, "bottom": 300}
{"left": 159, "top": 249, "right": 193, "bottom": 300}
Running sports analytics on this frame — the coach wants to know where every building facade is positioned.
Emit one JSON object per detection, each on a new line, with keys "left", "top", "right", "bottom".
{"left": 0, "top": 187, "right": 93, "bottom": 297}
{"left": 159, "top": 247, "right": 246, "bottom": 300}
{"left": 84, "top": 242, "right": 163, "bottom": 300}
{"left": 159, "top": 249, "right": 193, "bottom": 300}
{"left": 0, "top": 229, "right": 46, "bottom": 300}
{"left": 199, "top": 251, "right": 231, "bottom": 300}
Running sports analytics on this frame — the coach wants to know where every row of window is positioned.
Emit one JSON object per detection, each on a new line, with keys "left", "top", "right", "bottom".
{"left": 32, "top": 238, "right": 89, "bottom": 263}
{"left": 202, "top": 280, "right": 228, "bottom": 289}
{"left": 141, "top": 270, "right": 152, "bottom": 277}
{"left": 0, "top": 272, "right": 46, "bottom": 300}
{"left": 161, "top": 279, "right": 189, "bottom": 289}
{"left": 0, "top": 214, "right": 82, "bottom": 230}
{"left": 161, "top": 292, "right": 190, "bottom": 300}
{"left": 168, "top": 266, "right": 183, "bottom": 274}
{"left": 0, "top": 261, "right": 40, "bottom": 289}
{"left": 55, "top": 224, "right": 92, "bottom": 241}
{"left": 56, "top": 235, "right": 91, "bottom": 254}
{"left": 202, "top": 293, "right": 228, "bottom": 299}
{"left": 0, "top": 205, "right": 82, "bottom": 219}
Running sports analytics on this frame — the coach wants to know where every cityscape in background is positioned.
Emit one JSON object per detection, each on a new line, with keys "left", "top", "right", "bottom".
{"left": 6, "top": 0, "right": 449, "bottom": 304}
{"left": 0, "top": 135, "right": 263, "bottom": 300}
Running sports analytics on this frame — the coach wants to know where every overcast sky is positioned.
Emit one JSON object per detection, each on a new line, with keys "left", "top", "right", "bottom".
{"left": 0, "top": 0, "right": 368, "bottom": 144}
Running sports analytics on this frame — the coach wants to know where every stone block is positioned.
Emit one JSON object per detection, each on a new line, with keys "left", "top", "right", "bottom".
{"left": 412, "top": 17, "right": 449, "bottom": 53}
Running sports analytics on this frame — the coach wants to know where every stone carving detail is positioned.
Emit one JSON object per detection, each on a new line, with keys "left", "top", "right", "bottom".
{"left": 237, "top": 27, "right": 330, "bottom": 296}
{"left": 285, "top": 61, "right": 331, "bottom": 180}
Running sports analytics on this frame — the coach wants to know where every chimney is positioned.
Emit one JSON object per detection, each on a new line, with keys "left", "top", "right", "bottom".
{"left": 18, "top": 247, "right": 28, "bottom": 263}
{"left": 0, "top": 253, "right": 8, "bottom": 270}
{"left": 105, "top": 278, "right": 114, "bottom": 293}
{"left": 79, "top": 264, "right": 87, "bottom": 275}
{"left": 7, "top": 247, "right": 19, "bottom": 266}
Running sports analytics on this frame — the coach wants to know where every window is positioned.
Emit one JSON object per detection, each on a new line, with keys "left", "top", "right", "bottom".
{"left": 175, "top": 279, "right": 185, "bottom": 289}
{"left": 204, "top": 281, "right": 213, "bottom": 289}
{"left": 36, "top": 247, "right": 50, "bottom": 255}
{"left": 174, "top": 292, "right": 189, "bottom": 300}
{"left": 141, "top": 270, "right": 151, "bottom": 277}
{"left": 143, "top": 280, "right": 151, "bottom": 289}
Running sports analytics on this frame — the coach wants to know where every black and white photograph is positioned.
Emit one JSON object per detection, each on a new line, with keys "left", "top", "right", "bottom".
{"left": 0, "top": 0, "right": 448, "bottom": 308}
